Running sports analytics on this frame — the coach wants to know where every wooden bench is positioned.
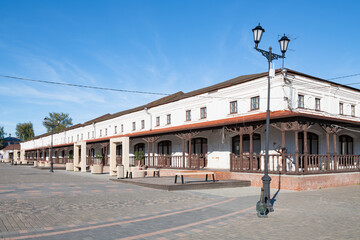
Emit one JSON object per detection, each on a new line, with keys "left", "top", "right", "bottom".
{"left": 174, "top": 171, "right": 216, "bottom": 184}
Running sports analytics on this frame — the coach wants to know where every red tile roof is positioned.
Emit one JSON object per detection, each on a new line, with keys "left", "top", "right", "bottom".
{"left": 1, "top": 144, "right": 20, "bottom": 151}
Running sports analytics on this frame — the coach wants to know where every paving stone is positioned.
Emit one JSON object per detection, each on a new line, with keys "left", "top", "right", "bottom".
{"left": 0, "top": 163, "right": 359, "bottom": 240}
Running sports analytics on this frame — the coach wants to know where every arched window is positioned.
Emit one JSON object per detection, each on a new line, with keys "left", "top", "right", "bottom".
{"left": 339, "top": 135, "right": 353, "bottom": 155}
{"left": 134, "top": 143, "right": 145, "bottom": 153}
{"left": 232, "top": 134, "right": 261, "bottom": 155}
{"left": 298, "top": 132, "right": 318, "bottom": 154}
{"left": 158, "top": 141, "right": 172, "bottom": 155}
{"left": 187, "top": 138, "right": 208, "bottom": 154}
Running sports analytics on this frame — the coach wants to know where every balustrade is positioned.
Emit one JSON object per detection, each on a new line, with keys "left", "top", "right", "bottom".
{"left": 230, "top": 153, "right": 359, "bottom": 174}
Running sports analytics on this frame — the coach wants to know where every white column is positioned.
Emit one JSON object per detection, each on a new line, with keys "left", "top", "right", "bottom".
{"left": 74, "top": 144, "right": 80, "bottom": 171}
{"left": 81, "top": 141, "right": 87, "bottom": 173}
{"left": 109, "top": 139, "right": 117, "bottom": 176}
{"left": 109, "top": 137, "right": 129, "bottom": 176}
{"left": 20, "top": 149, "right": 25, "bottom": 163}
{"left": 122, "top": 137, "right": 130, "bottom": 176}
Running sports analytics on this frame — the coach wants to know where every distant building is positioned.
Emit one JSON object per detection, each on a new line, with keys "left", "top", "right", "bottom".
{"left": 2, "top": 134, "right": 21, "bottom": 148}
{"left": 0, "top": 144, "right": 20, "bottom": 163}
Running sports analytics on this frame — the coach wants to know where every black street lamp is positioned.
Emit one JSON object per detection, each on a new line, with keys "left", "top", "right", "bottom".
{"left": 252, "top": 23, "right": 290, "bottom": 217}
{"left": 43, "top": 117, "right": 60, "bottom": 173}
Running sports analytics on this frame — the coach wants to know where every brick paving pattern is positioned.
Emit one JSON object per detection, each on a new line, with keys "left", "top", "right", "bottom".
{"left": 0, "top": 163, "right": 359, "bottom": 239}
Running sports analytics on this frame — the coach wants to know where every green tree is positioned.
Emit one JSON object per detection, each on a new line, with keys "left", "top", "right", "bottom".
{"left": 15, "top": 122, "right": 35, "bottom": 141}
{"left": 0, "top": 126, "right": 6, "bottom": 149}
{"left": 43, "top": 112, "right": 73, "bottom": 133}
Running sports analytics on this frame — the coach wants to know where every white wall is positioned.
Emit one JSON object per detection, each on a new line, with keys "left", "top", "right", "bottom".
{"left": 21, "top": 71, "right": 360, "bottom": 163}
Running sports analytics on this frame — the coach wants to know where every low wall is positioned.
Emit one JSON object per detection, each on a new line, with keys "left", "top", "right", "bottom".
{"left": 159, "top": 169, "right": 360, "bottom": 191}
{"left": 230, "top": 172, "right": 360, "bottom": 191}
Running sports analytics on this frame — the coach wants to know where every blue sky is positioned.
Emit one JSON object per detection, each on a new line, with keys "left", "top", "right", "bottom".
{"left": 1, "top": 0, "right": 359, "bottom": 137}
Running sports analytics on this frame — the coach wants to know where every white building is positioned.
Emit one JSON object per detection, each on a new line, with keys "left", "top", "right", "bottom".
{"left": 20, "top": 69, "right": 360, "bottom": 176}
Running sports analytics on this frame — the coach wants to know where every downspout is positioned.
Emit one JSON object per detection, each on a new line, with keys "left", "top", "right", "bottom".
{"left": 282, "top": 68, "right": 293, "bottom": 111}
{"left": 145, "top": 107, "right": 152, "bottom": 131}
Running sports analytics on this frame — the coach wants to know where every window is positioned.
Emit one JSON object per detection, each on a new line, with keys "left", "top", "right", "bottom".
{"left": 134, "top": 143, "right": 145, "bottom": 154}
{"left": 121, "top": 124, "right": 124, "bottom": 132}
{"left": 232, "top": 134, "right": 261, "bottom": 155}
{"left": 298, "top": 95, "right": 304, "bottom": 108}
{"left": 251, "top": 96, "right": 260, "bottom": 110}
{"left": 99, "top": 129, "right": 102, "bottom": 137}
{"left": 315, "top": 98, "right": 321, "bottom": 111}
{"left": 186, "top": 110, "right": 191, "bottom": 121}
{"left": 114, "top": 126, "right": 117, "bottom": 134}
{"left": 88, "top": 132, "right": 90, "bottom": 139}
{"left": 339, "top": 135, "right": 353, "bottom": 155}
{"left": 81, "top": 133, "right": 83, "bottom": 140}
{"left": 132, "top": 122, "right": 136, "bottom": 131}
{"left": 167, "top": 114, "right": 171, "bottom": 125}
{"left": 339, "top": 103, "right": 344, "bottom": 115}
{"left": 92, "top": 131, "right": 94, "bottom": 138}
{"left": 298, "top": 132, "right": 319, "bottom": 154}
{"left": 158, "top": 141, "right": 172, "bottom": 155}
{"left": 351, "top": 105, "right": 355, "bottom": 117}
{"left": 141, "top": 120, "right": 145, "bottom": 129}
{"left": 230, "top": 101, "right": 237, "bottom": 114}
{"left": 200, "top": 107, "right": 207, "bottom": 119}
{"left": 156, "top": 117, "right": 160, "bottom": 126}
{"left": 71, "top": 136, "right": 73, "bottom": 142}
{"left": 77, "top": 134, "right": 79, "bottom": 141}
{"left": 105, "top": 128, "right": 107, "bottom": 136}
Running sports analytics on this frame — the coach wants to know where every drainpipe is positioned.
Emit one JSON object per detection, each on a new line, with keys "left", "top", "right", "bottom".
{"left": 93, "top": 122, "right": 96, "bottom": 139}
{"left": 145, "top": 107, "right": 152, "bottom": 131}
{"left": 282, "top": 68, "right": 293, "bottom": 111}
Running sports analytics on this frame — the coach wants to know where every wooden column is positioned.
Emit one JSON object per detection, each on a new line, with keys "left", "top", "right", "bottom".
{"left": 175, "top": 132, "right": 200, "bottom": 169}
{"left": 249, "top": 126, "right": 254, "bottom": 171}
{"left": 325, "top": 131, "right": 330, "bottom": 170}
{"left": 303, "top": 129, "right": 308, "bottom": 173}
{"left": 152, "top": 141, "right": 155, "bottom": 166}
{"left": 147, "top": 142, "right": 151, "bottom": 166}
{"left": 320, "top": 125, "right": 342, "bottom": 172}
{"left": 226, "top": 125, "right": 262, "bottom": 172}
{"left": 182, "top": 138, "right": 185, "bottom": 168}
{"left": 281, "top": 129, "right": 286, "bottom": 174}
{"left": 239, "top": 133, "right": 243, "bottom": 170}
{"left": 188, "top": 138, "right": 192, "bottom": 168}
{"left": 333, "top": 133, "right": 337, "bottom": 171}
{"left": 294, "top": 130, "right": 299, "bottom": 173}
{"left": 143, "top": 136, "right": 160, "bottom": 167}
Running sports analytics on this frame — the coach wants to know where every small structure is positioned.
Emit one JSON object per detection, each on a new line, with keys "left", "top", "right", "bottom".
{"left": 0, "top": 144, "right": 20, "bottom": 163}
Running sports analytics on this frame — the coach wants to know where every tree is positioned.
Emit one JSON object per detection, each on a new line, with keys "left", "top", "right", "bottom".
{"left": 15, "top": 122, "right": 35, "bottom": 141}
{"left": 43, "top": 112, "right": 73, "bottom": 133}
{"left": 0, "top": 126, "right": 5, "bottom": 149}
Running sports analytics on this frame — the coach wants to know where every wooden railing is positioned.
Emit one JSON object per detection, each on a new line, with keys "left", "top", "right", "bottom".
{"left": 230, "top": 153, "right": 360, "bottom": 175}
{"left": 128, "top": 154, "right": 207, "bottom": 169}
{"left": 86, "top": 156, "right": 110, "bottom": 165}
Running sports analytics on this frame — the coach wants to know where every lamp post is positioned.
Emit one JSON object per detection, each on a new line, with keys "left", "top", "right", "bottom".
{"left": 43, "top": 117, "right": 60, "bottom": 173}
{"left": 252, "top": 23, "right": 290, "bottom": 216}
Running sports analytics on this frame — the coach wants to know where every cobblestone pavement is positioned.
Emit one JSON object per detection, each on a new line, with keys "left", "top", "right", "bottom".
{"left": 0, "top": 163, "right": 359, "bottom": 239}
